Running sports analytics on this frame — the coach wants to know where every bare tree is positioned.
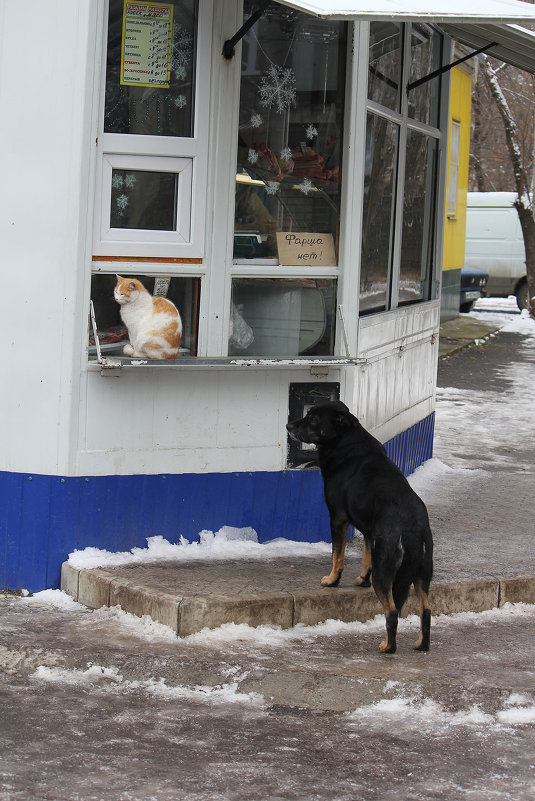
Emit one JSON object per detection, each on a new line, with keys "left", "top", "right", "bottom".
{"left": 476, "top": 56, "right": 535, "bottom": 316}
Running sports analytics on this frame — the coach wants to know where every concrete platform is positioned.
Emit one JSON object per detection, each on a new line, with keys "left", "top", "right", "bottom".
{"left": 61, "top": 556, "right": 535, "bottom": 637}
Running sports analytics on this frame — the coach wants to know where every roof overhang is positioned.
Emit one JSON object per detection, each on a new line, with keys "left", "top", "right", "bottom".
{"left": 276, "top": 0, "right": 535, "bottom": 23}
{"left": 224, "top": 1, "right": 535, "bottom": 73}
{"left": 439, "top": 23, "right": 535, "bottom": 73}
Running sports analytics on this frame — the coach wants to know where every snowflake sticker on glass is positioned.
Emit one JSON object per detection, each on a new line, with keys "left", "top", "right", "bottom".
{"left": 258, "top": 65, "right": 297, "bottom": 113}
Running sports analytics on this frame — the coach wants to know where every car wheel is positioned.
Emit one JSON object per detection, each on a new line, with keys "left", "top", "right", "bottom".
{"left": 460, "top": 301, "right": 473, "bottom": 313}
{"left": 515, "top": 279, "right": 529, "bottom": 311}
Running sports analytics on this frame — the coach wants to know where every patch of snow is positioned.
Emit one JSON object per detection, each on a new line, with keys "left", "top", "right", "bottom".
{"left": 20, "top": 589, "right": 86, "bottom": 611}
{"left": 348, "top": 685, "right": 535, "bottom": 733}
{"left": 68, "top": 527, "right": 330, "bottom": 570}
{"left": 31, "top": 664, "right": 265, "bottom": 708}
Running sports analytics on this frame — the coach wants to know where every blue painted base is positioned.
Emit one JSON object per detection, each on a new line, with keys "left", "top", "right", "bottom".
{"left": 0, "top": 413, "right": 434, "bottom": 592}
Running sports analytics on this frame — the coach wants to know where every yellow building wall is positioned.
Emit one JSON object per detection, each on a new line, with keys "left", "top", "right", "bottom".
{"left": 443, "top": 65, "right": 473, "bottom": 271}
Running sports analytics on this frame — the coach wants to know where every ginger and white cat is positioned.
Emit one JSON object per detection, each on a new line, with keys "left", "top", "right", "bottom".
{"left": 114, "top": 275, "right": 182, "bottom": 360}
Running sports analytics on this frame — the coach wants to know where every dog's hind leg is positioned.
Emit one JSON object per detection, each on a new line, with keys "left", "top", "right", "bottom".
{"left": 413, "top": 578, "right": 431, "bottom": 652}
{"left": 321, "top": 520, "right": 348, "bottom": 587}
{"left": 372, "top": 534, "right": 403, "bottom": 653}
{"left": 354, "top": 538, "right": 372, "bottom": 587}
{"left": 373, "top": 583, "right": 398, "bottom": 654}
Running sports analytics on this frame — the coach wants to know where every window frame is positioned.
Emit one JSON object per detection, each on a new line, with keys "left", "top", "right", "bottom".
{"left": 92, "top": 0, "right": 212, "bottom": 260}
{"left": 360, "top": 22, "right": 446, "bottom": 316}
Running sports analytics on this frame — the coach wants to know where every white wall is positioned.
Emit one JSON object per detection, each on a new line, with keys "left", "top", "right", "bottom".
{"left": 353, "top": 302, "right": 440, "bottom": 443}
{"left": 0, "top": 0, "right": 100, "bottom": 475}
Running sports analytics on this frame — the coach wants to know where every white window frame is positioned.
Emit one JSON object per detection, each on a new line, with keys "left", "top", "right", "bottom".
{"left": 99, "top": 154, "right": 193, "bottom": 246}
{"left": 93, "top": 0, "right": 212, "bottom": 260}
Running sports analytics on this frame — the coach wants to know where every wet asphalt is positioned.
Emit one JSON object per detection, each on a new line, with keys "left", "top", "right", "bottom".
{"left": 1, "top": 312, "right": 535, "bottom": 801}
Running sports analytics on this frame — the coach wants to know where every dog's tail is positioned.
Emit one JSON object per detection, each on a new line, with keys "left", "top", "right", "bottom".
{"left": 421, "top": 525, "right": 434, "bottom": 585}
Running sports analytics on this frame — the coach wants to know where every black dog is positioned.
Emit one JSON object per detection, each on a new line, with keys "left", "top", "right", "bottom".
{"left": 287, "top": 400, "right": 433, "bottom": 654}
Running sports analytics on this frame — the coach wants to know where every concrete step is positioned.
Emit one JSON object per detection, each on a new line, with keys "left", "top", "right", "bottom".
{"left": 61, "top": 558, "right": 535, "bottom": 637}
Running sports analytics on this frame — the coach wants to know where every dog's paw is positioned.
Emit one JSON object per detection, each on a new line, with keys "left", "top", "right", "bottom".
{"left": 354, "top": 574, "right": 371, "bottom": 588}
{"left": 321, "top": 572, "right": 341, "bottom": 587}
{"left": 379, "top": 639, "right": 397, "bottom": 654}
{"left": 413, "top": 638, "right": 430, "bottom": 652}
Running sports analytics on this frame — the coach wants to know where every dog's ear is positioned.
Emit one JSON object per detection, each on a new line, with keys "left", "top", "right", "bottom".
{"left": 335, "top": 412, "right": 352, "bottom": 429}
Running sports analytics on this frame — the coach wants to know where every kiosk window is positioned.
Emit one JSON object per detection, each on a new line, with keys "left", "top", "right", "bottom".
{"left": 110, "top": 169, "right": 178, "bottom": 230}
{"left": 229, "top": 278, "right": 336, "bottom": 358}
{"left": 233, "top": 3, "right": 346, "bottom": 264}
{"left": 104, "top": 0, "right": 198, "bottom": 138}
{"left": 89, "top": 273, "right": 200, "bottom": 359}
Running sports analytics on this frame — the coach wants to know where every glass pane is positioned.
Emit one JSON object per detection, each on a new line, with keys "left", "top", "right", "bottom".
{"left": 110, "top": 169, "right": 178, "bottom": 230}
{"left": 104, "top": 0, "right": 197, "bottom": 137}
{"left": 90, "top": 274, "right": 200, "bottom": 358}
{"left": 229, "top": 278, "right": 336, "bottom": 358}
{"left": 398, "top": 131, "right": 437, "bottom": 306}
{"left": 408, "top": 24, "right": 441, "bottom": 127}
{"left": 233, "top": 3, "right": 347, "bottom": 262}
{"left": 368, "top": 22, "right": 401, "bottom": 111}
{"left": 360, "top": 114, "right": 398, "bottom": 314}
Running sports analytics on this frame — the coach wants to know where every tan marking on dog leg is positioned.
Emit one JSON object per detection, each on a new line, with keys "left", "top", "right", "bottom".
{"left": 321, "top": 522, "right": 348, "bottom": 586}
{"left": 413, "top": 579, "right": 431, "bottom": 651}
{"left": 373, "top": 586, "right": 397, "bottom": 653}
{"left": 354, "top": 539, "right": 372, "bottom": 586}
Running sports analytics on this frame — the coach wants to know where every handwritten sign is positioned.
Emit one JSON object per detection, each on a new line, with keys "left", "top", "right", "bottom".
{"left": 276, "top": 232, "right": 336, "bottom": 266}
{"left": 121, "top": 1, "right": 173, "bottom": 89}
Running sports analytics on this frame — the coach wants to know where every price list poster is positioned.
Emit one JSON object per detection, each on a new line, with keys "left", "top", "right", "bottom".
{"left": 120, "top": 2, "right": 174, "bottom": 88}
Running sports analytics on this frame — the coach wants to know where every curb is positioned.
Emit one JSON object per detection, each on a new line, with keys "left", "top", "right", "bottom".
{"left": 61, "top": 562, "right": 535, "bottom": 637}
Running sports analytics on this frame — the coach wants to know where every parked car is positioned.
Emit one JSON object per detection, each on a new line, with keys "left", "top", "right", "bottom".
{"left": 460, "top": 266, "right": 488, "bottom": 312}
{"left": 465, "top": 192, "right": 528, "bottom": 310}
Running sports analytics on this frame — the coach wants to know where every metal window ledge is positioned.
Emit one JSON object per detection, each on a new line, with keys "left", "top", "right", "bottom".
{"left": 89, "top": 356, "right": 367, "bottom": 377}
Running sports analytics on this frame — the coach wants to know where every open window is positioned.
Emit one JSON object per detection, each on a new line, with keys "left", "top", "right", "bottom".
{"left": 89, "top": 273, "right": 201, "bottom": 360}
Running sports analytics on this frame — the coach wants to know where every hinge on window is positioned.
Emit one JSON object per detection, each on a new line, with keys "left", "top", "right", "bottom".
{"left": 222, "top": 1, "right": 271, "bottom": 60}
{"left": 90, "top": 300, "right": 122, "bottom": 374}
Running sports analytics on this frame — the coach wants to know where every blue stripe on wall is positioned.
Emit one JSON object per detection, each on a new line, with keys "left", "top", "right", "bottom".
{"left": 0, "top": 413, "right": 434, "bottom": 593}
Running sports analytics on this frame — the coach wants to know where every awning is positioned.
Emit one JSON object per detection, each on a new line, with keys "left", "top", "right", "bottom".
{"left": 276, "top": 0, "right": 535, "bottom": 23}
{"left": 439, "top": 23, "right": 535, "bottom": 73}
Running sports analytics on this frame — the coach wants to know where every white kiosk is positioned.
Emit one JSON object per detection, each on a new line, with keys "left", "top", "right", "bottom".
{"left": 2, "top": 0, "right": 535, "bottom": 591}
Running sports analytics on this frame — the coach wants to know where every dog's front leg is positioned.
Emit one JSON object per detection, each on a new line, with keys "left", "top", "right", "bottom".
{"left": 321, "top": 520, "right": 348, "bottom": 587}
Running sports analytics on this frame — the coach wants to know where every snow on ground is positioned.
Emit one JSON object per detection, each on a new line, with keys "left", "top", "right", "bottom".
{"left": 347, "top": 690, "right": 535, "bottom": 732}
{"left": 434, "top": 298, "right": 535, "bottom": 470}
{"left": 30, "top": 663, "right": 265, "bottom": 708}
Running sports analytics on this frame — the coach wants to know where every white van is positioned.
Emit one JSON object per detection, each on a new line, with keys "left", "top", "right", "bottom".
{"left": 465, "top": 192, "right": 528, "bottom": 309}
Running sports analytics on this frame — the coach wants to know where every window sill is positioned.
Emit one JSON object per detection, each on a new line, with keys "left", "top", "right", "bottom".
{"left": 88, "top": 355, "right": 366, "bottom": 376}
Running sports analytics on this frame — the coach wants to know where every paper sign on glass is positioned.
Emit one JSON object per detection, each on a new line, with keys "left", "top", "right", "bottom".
{"left": 121, "top": 1, "right": 174, "bottom": 89}
{"left": 276, "top": 232, "right": 336, "bottom": 266}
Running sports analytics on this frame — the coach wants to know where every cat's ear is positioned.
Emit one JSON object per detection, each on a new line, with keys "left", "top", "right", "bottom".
{"left": 128, "top": 282, "right": 137, "bottom": 291}
{"left": 115, "top": 274, "right": 121, "bottom": 281}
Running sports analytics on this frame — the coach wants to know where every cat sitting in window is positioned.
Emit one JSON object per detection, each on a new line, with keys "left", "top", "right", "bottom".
{"left": 113, "top": 275, "right": 182, "bottom": 360}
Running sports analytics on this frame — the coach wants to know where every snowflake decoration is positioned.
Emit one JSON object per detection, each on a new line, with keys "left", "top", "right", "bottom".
{"left": 174, "top": 95, "right": 187, "bottom": 109}
{"left": 248, "top": 149, "right": 259, "bottom": 165}
{"left": 116, "top": 194, "right": 129, "bottom": 213}
{"left": 280, "top": 146, "right": 292, "bottom": 163}
{"left": 299, "top": 178, "right": 314, "bottom": 195}
{"left": 112, "top": 173, "right": 124, "bottom": 190}
{"left": 124, "top": 173, "right": 137, "bottom": 189}
{"left": 258, "top": 65, "right": 297, "bottom": 113}
{"left": 306, "top": 124, "right": 318, "bottom": 140}
{"left": 171, "top": 23, "right": 192, "bottom": 81}
{"left": 265, "top": 182, "right": 279, "bottom": 195}
{"left": 250, "top": 113, "right": 263, "bottom": 128}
